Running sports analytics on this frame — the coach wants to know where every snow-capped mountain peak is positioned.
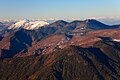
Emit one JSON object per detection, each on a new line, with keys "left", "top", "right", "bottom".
{"left": 8, "top": 20, "right": 29, "bottom": 29}
{"left": 25, "top": 21, "right": 49, "bottom": 30}
{"left": 8, "top": 20, "right": 49, "bottom": 30}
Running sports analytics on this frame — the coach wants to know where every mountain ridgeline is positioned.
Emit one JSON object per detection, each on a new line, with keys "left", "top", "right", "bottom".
{"left": 0, "top": 19, "right": 120, "bottom": 80}
{"left": 0, "top": 19, "right": 120, "bottom": 36}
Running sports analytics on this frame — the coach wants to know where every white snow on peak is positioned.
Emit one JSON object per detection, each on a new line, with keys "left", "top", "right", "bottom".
{"left": 113, "top": 39, "right": 120, "bottom": 42}
{"left": 8, "top": 20, "right": 49, "bottom": 30}
{"left": 8, "top": 20, "right": 28, "bottom": 29}
{"left": 25, "top": 21, "right": 49, "bottom": 30}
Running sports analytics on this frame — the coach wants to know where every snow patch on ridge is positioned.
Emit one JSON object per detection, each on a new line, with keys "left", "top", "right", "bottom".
{"left": 113, "top": 39, "right": 120, "bottom": 42}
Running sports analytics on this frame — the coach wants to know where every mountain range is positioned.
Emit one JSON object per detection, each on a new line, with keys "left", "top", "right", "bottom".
{"left": 0, "top": 19, "right": 120, "bottom": 80}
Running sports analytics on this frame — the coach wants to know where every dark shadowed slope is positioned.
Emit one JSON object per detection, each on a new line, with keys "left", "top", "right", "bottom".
{"left": 0, "top": 40, "right": 120, "bottom": 80}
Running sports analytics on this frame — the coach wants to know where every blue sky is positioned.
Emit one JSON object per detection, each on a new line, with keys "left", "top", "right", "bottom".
{"left": 0, "top": 0, "right": 120, "bottom": 20}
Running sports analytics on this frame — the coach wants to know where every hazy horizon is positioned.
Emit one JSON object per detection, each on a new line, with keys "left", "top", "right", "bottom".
{"left": 0, "top": 0, "right": 120, "bottom": 20}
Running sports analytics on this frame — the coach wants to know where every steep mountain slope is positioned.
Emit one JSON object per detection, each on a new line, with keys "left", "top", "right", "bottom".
{"left": 23, "top": 34, "right": 71, "bottom": 56}
{"left": 0, "top": 41, "right": 120, "bottom": 80}
{"left": 0, "top": 29, "right": 48, "bottom": 58}
{"left": 1, "top": 28, "right": 120, "bottom": 58}
{"left": 0, "top": 29, "right": 32, "bottom": 58}
{"left": 24, "top": 28, "right": 120, "bottom": 57}
{"left": 0, "top": 36, "right": 3, "bottom": 41}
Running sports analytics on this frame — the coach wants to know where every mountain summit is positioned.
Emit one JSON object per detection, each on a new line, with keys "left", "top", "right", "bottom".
{"left": 8, "top": 20, "right": 49, "bottom": 30}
